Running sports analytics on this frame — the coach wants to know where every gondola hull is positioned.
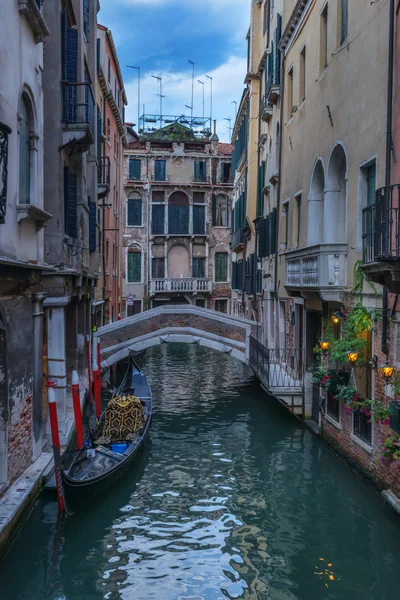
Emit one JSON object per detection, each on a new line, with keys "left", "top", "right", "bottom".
{"left": 61, "top": 357, "right": 152, "bottom": 514}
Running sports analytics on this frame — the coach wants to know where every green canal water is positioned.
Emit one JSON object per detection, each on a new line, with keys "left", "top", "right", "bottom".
{"left": 1, "top": 344, "right": 400, "bottom": 599}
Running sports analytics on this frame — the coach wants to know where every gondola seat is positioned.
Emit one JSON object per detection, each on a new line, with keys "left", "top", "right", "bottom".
{"left": 97, "top": 394, "right": 143, "bottom": 444}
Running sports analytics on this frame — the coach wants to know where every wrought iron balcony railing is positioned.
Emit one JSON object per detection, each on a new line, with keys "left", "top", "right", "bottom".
{"left": 362, "top": 185, "right": 400, "bottom": 263}
{"left": 62, "top": 82, "right": 95, "bottom": 132}
{"left": 231, "top": 226, "right": 245, "bottom": 250}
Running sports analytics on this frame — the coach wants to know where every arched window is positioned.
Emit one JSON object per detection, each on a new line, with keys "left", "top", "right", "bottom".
{"left": 214, "top": 248, "right": 228, "bottom": 282}
{"left": 127, "top": 191, "right": 142, "bottom": 226}
{"left": 213, "top": 194, "right": 228, "bottom": 227}
{"left": 19, "top": 94, "right": 32, "bottom": 205}
{"left": 168, "top": 191, "right": 189, "bottom": 234}
{"left": 127, "top": 245, "right": 142, "bottom": 282}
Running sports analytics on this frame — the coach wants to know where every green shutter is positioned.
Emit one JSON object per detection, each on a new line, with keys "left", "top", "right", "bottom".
{"left": 367, "top": 163, "right": 376, "bottom": 207}
{"left": 341, "top": 0, "right": 348, "bottom": 44}
{"left": 193, "top": 205, "right": 205, "bottom": 234}
{"left": 212, "top": 193, "right": 217, "bottom": 226}
{"left": 155, "top": 160, "right": 166, "bottom": 181}
{"left": 129, "top": 159, "right": 141, "bottom": 180}
{"left": 215, "top": 253, "right": 228, "bottom": 282}
{"left": 128, "top": 251, "right": 141, "bottom": 282}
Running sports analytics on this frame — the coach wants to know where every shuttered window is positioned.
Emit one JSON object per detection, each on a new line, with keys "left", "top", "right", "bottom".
{"left": 127, "top": 195, "right": 142, "bottom": 226}
{"left": 193, "top": 258, "right": 205, "bottom": 278}
{"left": 215, "top": 253, "right": 228, "bottom": 282}
{"left": 129, "top": 159, "right": 141, "bottom": 180}
{"left": 127, "top": 250, "right": 141, "bottom": 282}
{"left": 168, "top": 192, "right": 189, "bottom": 234}
{"left": 193, "top": 205, "right": 205, "bottom": 234}
{"left": 89, "top": 200, "right": 97, "bottom": 251}
{"left": 152, "top": 204, "right": 165, "bottom": 234}
{"left": 83, "top": 0, "right": 90, "bottom": 37}
{"left": 194, "top": 161, "right": 206, "bottom": 182}
{"left": 232, "top": 261, "right": 237, "bottom": 289}
{"left": 19, "top": 95, "right": 30, "bottom": 205}
{"left": 64, "top": 166, "right": 77, "bottom": 238}
{"left": 155, "top": 160, "right": 166, "bottom": 181}
{"left": 341, "top": 0, "right": 348, "bottom": 44}
{"left": 152, "top": 258, "right": 165, "bottom": 279}
{"left": 97, "top": 109, "right": 102, "bottom": 157}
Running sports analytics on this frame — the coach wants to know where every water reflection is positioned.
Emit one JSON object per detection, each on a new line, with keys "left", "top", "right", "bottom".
{"left": 1, "top": 344, "right": 400, "bottom": 600}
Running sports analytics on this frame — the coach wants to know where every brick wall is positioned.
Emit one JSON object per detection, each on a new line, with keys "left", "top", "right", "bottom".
{"left": 7, "top": 395, "right": 33, "bottom": 483}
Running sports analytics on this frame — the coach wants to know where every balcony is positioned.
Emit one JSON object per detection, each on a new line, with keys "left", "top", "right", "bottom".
{"left": 266, "top": 73, "right": 280, "bottom": 106}
{"left": 62, "top": 82, "right": 95, "bottom": 152}
{"left": 261, "top": 95, "right": 273, "bottom": 122}
{"left": 285, "top": 243, "right": 347, "bottom": 301}
{"left": 18, "top": 0, "right": 49, "bottom": 43}
{"left": 98, "top": 156, "right": 110, "bottom": 199}
{"left": 362, "top": 185, "right": 400, "bottom": 291}
{"left": 150, "top": 278, "right": 212, "bottom": 294}
{"left": 231, "top": 227, "right": 245, "bottom": 251}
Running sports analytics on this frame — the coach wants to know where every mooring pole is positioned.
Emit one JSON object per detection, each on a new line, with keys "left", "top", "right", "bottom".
{"left": 93, "top": 359, "right": 101, "bottom": 419}
{"left": 86, "top": 334, "right": 92, "bottom": 405}
{"left": 47, "top": 381, "right": 65, "bottom": 514}
{"left": 72, "top": 371, "right": 84, "bottom": 449}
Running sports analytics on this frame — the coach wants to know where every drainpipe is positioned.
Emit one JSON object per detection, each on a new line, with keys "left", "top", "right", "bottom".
{"left": 102, "top": 195, "right": 107, "bottom": 326}
{"left": 32, "top": 292, "right": 47, "bottom": 461}
{"left": 382, "top": 0, "right": 395, "bottom": 356}
{"left": 274, "top": 46, "right": 285, "bottom": 298}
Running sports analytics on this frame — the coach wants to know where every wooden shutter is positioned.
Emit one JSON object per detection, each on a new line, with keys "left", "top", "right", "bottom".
{"left": 97, "top": 109, "right": 102, "bottom": 157}
{"left": 194, "top": 161, "right": 200, "bottom": 181}
{"left": 341, "top": 0, "right": 348, "bottom": 44}
{"left": 193, "top": 258, "right": 205, "bottom": 278}
{"left": 155, "top": 160, "right": 166, "bottom": 181}
{"left": 152, "top": 258, "right": 164, "bottom": 278}
{"left": 367, "top": 163, "right": 376, "bottom": 207}
{"left": 152, "top": 204, "right": 164, "bottom": 234}
{"left": 129, "top": 159, "right": 141, "bottom": 180}
{"left": 212, "top": 193, "right": 217, "bottom": 226}
{"left": 89, "top": 201, "right": 97, "bottom": 251}
{"left": 193, "top": 205, "right": 205, "bottom": 234}
{"left": 270, "top": 208, "right": 277, "bottom": 255}
{"left": 83, "top": 0, "right": 90, "bottom": 37}
{"left": 19, "top": 97, "right": 30, "bottom": 204}
{"left": 168, "top": 205, "right": 189, "bottom": 234}
{"left": 215, "top": 253, "right": 228, "bottom": 282}
{"left": 64, "top": 166, "right": 77, "bottom": 238}
{"left": 232, "top": 261, "right": 237, "bottom": 289}
{"left": 127, "top": 198, "right": 142, "bottom": 226}
{"left": 128, "top": 251, "right": 141, "bottom": 282}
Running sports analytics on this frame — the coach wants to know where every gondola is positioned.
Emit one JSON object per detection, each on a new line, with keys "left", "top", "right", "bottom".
{"left": 61, "top": 354, "right": 152, "bottom": 514}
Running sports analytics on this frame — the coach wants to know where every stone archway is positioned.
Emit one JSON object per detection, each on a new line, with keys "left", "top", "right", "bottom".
{"left": 325, "top": 144, "right": 347, "bottom": 243}
{"left": 308, "top": 159, "right": 325, "bottom": 246}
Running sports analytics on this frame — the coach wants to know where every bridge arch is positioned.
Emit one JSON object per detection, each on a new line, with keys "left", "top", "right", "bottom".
{"left": 95, "top": 305, "right": 259, "bottom": 368}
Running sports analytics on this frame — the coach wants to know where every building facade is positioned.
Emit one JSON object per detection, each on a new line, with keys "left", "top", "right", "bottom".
{"left": 96, "top": 24, "right": 128, "bottom": 325}
{"left": 42, "top": 0, "right": 100, "bottom": 445}
{"left": 231, "top": 0, "right": 283, "bottom": 343}
{"left": 0, "top": 0, "right": 50, "bottom": 491}
{"left": 122, "top": 123, "right": 233, "bottom": 314}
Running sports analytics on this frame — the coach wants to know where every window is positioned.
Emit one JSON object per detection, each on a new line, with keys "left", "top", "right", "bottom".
{"left": 83, "top": 0, "right": 89, "bottom": 37}
{"left": 222, "top": 163, "right": 231, "bottom": 183}
{"left": 107, "top": 118, "right": 111, "bottom": 143}
{"left": 152, "top": 258, "right": 165, "bottom": 279}
{"left": 153, "top": 191, "right": 165, "bottom": 202}
{"left": 353, "top": 408, "right": 372, "bottom": 445}
{"left": 128, "top": 158, "right": 141, "bottom": 180}
{"left": 263, "top": 0, "right": 270, "bottom": 39}
{"left": 321, "top": 4, "right": 328, "bottom": 70}
{"left": 127, "top": 300, "right": 142, "bottom": 317}
{"left": 300, "top": 46, "right": 306, "bottom": 103}
{"left": 282, "top": 203, "right": 289, "bottom": 248}
{"left": 152, "top": 204, "right": 165, "bottom": 234}
{"left": 340, "top": 0, "right": 348, "bottom": 45}
{"left": 215, "top": 299, "right": 228, "bottom": 314}
{"left": 108, "top": 57, "right": 111, "bottom": 82}
{"left": 64, "top": 166, "right": 77, "bottom": 238}
{"left": 168, "top": 192, "right": 189, "bottom": 234}
{"left": 113, "top": 134, "right": 116, "bottom": 152}
{"left": 193, "top": 257, "right": 206, "bottom": 278}
{"left": 89, "top": 200, "right": 97, "bottom": 251}
{"left": 215, "top": 252, "right": 228, "bottom": 282}
{"left": 287, "top": 67, "right": 294, "bottom": 119}
{"left": 327, "top": 390, "right": 340, "bottom": 421}
{"left": 19, "top": 95, "right": 31, "bottom": 204}
{"left": 127, "top": 192, "right": 142, "bottom": 226}
{"left": 295, "top": 194, "right": 302, "bottom": 247}
{"left": 194, "top": 161, "right": 206, "bottom": 182}
{"left": 360, "top": 160, "right": 376, "bottom": 250}
{"left": 155, "top": 160, "right": 166, "bottom": 181}
{"left": 127, "top": 247, "right": 141, "bottom": 282}
{"left": 213, "top": 194, "right": 228, "bottom": 227}
{"left": 193, "top": 205, "right": 205, "bottom": 234}
{"left": 193, "top": 192, "right": 205, "bottom": 202}
{"left": 196, "top": 299, "right": 206, "bottom": 308}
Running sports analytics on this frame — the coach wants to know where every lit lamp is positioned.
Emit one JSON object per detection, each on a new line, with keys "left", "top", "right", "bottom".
{"left": 331, "top": 314, "right": 341, "bottom": 325}
{"left": 347, "top": 350, "right": 359, "bottom": 364}
{"left": 380, "top": 363, "right": 394, "bottom": 382}
{"left": 319, "top": 340, "right": 330, "bottom": 353}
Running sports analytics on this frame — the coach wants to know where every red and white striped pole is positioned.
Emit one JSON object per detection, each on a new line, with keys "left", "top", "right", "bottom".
{"left": 72, "top": 371, "right": 84, "bottom": 449}
{"left": 86, "top": 334, "right": 92, "bottom": 405}
{"left": 93, "top": 359, "right": 101, "bottom": 419}
{"left": 97, "top": 338, "right": 102, "bottom": 390}
{"left": 47, "top": 381, "right": 65, "bottom": 514}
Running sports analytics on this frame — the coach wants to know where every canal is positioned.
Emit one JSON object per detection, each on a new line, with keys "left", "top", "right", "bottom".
{"left": 1, "top": 344, "right": 400, "bottom": 599}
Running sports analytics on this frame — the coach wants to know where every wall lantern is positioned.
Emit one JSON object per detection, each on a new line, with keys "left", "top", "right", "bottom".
{"left": 347, "top": 350, "right": 359, "bottom": 364}
{"left": 331, "top": 311, "right": 344, "bottom": 325}
{"left": 319, "top": 340, "right": 330, "bottom": 352}
{"left": 380, "top": 363, "right": 395, "bottom": 381}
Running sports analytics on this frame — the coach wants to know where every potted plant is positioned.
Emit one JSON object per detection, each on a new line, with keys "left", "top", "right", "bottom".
{"left": 369, "top": 400, "right": 392, "bottom": 425}
{"left": 380, "top": 434, "right": 400, "bottom": 468}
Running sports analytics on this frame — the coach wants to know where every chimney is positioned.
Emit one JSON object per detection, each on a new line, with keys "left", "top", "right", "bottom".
{"left": 213, "top": 120, "right": 217, "bottom": 135}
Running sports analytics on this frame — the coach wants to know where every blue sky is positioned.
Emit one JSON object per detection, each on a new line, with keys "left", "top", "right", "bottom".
{"left": 98, "top": 0, "right": 250, "bottom": 141}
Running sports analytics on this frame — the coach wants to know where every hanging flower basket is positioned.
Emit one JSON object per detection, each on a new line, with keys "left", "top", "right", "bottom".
{"left": 381, "top": 417, "right": 392, "bottom": 426}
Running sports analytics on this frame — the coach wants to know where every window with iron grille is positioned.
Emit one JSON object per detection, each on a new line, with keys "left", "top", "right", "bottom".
{"left": 353, "top": 409, "right": 372, "bottom": 445}
{"left": 327, "top": 392, "right": 340, "bottom": 421}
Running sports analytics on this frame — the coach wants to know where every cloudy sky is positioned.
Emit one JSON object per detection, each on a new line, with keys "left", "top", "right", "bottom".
{"left": 98, "top": 0, "right": 250, "bottom": 142}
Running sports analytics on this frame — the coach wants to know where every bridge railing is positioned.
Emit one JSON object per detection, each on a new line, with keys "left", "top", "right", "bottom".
{"left": 151, "top": 278, "right": 213, "bottom": 293}
{"left": 249, "top": 336, "right": 305, "bottom": 388}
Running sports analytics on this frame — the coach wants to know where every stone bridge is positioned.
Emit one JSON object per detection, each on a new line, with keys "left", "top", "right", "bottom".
{"left": 95, "top": 305, "right": 259, "bottom": 368}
